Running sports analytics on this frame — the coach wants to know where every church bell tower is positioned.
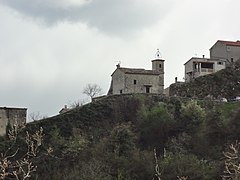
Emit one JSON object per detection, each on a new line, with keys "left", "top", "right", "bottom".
{"left": 152, "top": 49, "right": 164, "bottom": 73}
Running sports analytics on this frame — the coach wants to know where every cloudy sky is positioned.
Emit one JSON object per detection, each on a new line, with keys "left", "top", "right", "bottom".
{"left": 0, "top": 0, "right": 240, "bottom": 119}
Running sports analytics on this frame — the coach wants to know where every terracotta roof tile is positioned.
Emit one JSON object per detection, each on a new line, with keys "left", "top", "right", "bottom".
{"left": 219, "top": 40, "right": 240, "bottom": 47}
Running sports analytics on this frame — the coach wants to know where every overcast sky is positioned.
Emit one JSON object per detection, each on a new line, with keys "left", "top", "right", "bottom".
{"left": 0, "top": 0, "right": 240, "bottom": 119}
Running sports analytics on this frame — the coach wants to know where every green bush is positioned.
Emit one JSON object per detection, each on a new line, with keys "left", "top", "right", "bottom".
{"left": 138, "top": 103, "right": 175, "bottom": 150}
{"left": 159, "top": 152, "right": 218, "bottom": 180}
{"left": 180, "top": 100, "right": 206, "bottom": 133}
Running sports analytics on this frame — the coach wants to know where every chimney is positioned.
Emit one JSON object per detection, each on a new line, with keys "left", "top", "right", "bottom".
{"left": 175, "top": 77, "right": 177, "bottom": 83}
{"left": 116, "top": 63, "right": 120, "bottom": 68}
{"left": 64, "top": 105, "right": 67, "bottom": 109}
{"left": 202, "top": 55, "right": 205, "bottom": 58}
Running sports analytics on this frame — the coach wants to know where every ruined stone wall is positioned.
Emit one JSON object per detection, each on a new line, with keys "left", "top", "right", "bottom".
{"left": 0, "top": 108, "right": 27, "bottom": 136}
{"left": 0, "top": 109, "right": 8, "bottom": 136}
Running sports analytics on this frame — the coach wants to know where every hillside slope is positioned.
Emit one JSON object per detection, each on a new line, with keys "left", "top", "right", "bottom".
{"left": 1, "top": 94, "right": 240, "bottom": 179}
{"left": 29, "top": 94, "right": 147, "bottom": 140}
{"left": 169, "top": 61, "right": 240, "bottom": 99}
{"left": 25, "top": 94, "right": 240, "bottom": 179}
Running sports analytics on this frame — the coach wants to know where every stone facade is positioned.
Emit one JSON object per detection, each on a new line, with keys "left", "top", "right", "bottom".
{"left": 210, "top": 40, "right": 240, "bottom": 65}
{"left": 108, "top": 58, "right": 164, "bottom": 95}
{"left": 0, "top": 107, "right": 27, "bottom": 136}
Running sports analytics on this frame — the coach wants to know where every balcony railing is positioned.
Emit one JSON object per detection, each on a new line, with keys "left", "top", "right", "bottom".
{"left": 200, "top": 68, "right": 214, "bottom": 73}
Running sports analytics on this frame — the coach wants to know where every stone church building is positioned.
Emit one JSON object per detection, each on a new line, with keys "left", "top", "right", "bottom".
{"left": 108, "top": 54, "right": 164, "bottom": 95}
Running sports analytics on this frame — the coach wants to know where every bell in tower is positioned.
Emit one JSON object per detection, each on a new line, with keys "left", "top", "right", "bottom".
{"left": 152, "top": 49, "right": 165, "bottom": 73}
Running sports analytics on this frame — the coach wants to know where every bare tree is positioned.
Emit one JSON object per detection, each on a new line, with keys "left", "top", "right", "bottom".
{"left": 152, "top": 148, "right": 188, "bottom": 180}
{"left": 153, "top": 148, "right": 162, "bottom": 180}
{"left": 69, "top": 99, "right": 86, "bottom": 109}
{"left": 82, "top": 84, "right": 102, "bottom": 101}
{"left": 29, "top": 112, "right": 48, "bottom": 121}
{"left": 222, "top": 141, "right": 240, "bottom": 180}
{"left": 0, "top": 122, "right": 52, "bottom": 179}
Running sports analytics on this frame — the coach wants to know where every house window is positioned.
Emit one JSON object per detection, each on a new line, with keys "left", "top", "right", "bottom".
{"left": 146, "top": 87, "right": 150, "bottom": 93}
{"left": 201, "top": 63, "right": 213, "bottom": 69}
{"left": 217, "top": 61, "right": 223, "bottom": 65}
{"left": 134, "top": 80, "right": 137, "bottom": 84}
{"left": 120, "top": 90, "right": 123, "bottom": 94}
{"left": 159, "top": 64, "right": 162, "bottom": 68}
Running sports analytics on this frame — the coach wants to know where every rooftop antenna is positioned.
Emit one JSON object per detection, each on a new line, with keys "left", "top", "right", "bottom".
{"left": 155, "top": 49, "right": 162, "bottom": 59}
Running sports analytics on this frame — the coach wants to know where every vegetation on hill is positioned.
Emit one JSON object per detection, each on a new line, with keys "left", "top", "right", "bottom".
{"left": 169, "top": 61, "right": 240, "bottom": 99}
{"left": 1, "top": 94, "right": 239, "bottom": 179}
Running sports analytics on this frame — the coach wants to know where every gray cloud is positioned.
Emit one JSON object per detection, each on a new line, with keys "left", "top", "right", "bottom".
{"left": 1, "top": 0, "right": 240, "bottom": 118}
{"left": 0, "top": 0, "right": 174, "bottom": 35}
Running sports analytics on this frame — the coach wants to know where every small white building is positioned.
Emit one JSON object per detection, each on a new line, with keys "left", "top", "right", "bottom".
{"left": 184, "top": 57, "right": 226, "bottom": 82}
{"left": 59, "top": 105, "right": 70, "bottom": 114}
{"left": 108, "top": 57, "right": 164, "bottom": 95}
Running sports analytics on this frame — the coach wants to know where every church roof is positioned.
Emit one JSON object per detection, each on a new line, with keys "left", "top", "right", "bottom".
{"left": 117, "top": 67, "right": 161, "bottom": 75}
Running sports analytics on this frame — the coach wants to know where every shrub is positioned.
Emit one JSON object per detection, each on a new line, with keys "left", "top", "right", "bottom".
{"left": 180, "top": 100, "right": 206, "bottom": 133}
{"left": 138, "top": 103, "right": 175, "bottom": 150}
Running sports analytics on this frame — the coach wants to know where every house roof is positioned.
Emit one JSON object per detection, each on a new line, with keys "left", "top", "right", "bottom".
{"left": 184, "top": 57, "right": 226, "bottom": 65}
{"left": 219, "top": 40, "right": 240, "bottom": 47}
{"left": 112, "top": 67, "right": 161, "bottom": 76}
{"left": 184, "top": 57, "right": 210, "bottom": 65}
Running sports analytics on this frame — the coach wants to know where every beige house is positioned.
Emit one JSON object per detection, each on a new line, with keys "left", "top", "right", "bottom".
{"left": 108, "top": 57, "right": 164, "bottom": 95}
{"left": 184, "top": 57, "right": 226, "bottom": 82}
{"left": 0, "top": 107, "right": 27, "bottom": 136}
{"left": 184, "top": 40, "right": 240, "bottom": 82}
{"left": 210, "top": 40, "right": 240, "bottom": 65}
